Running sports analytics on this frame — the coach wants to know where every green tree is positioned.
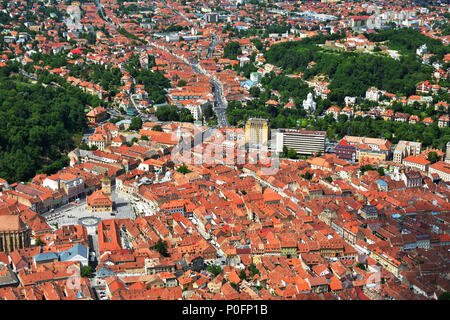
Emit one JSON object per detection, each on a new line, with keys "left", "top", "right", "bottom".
{"left": 427, "top": 151, "right": 440, "bottom": 164}
{"left": 239, "top": 269, "right": 247, "bottom": 281}
{"left": 287, "top": 148, "right": 298, "bottom": 159}
{"left": 152, "top": 238, "right": 169, "bottom": 257}
{"left": 176, "top": 164, "right": 192, "bottom": 175}
{"left": 223, "top": 41, "right": 242, "bottom": 60}
{"left": 377, "top": 167, "right": 385, "bottom": 176}
{"left": 301, "top": 171, "right": 313, "bottom": 180}
{"left": 152, "top": 125, "right": 163, "bottom": 132}
{"left": 206, "top": 265, "right": 223, "bottom": 276}
{"left": 35, "top": 238, "right": 45, "bottom": 246}
{"left": 81, "top": 265, "right": 94, "bottom": 278}
{"left": 438, "top": 292, "right": 450, "bottom": 300}
{"left": 129, "top": 117, "right": 143, "bottom": 131}
{"left": 248, "top": 263, "right": 260, "bottom": 277}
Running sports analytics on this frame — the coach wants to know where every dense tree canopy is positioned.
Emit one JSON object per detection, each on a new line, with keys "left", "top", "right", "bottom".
{"left": 223, "top": 41, "right": 242, "bottom": 60}
{"left": 0, "top": 64, "right": 97, "bottom": 183}
{"left": 155, "top": 105, "right": 194, "bottom": 122}
{"left": 265, "top": 36, "right": 434, "bottom": 104}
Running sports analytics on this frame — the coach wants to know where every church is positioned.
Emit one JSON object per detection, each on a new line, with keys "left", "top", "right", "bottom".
{"left": 87, "top": 174, "right": 113, "bottom": 213}
{"left": 302, "top": 92, "right": 316, "bottom": 113}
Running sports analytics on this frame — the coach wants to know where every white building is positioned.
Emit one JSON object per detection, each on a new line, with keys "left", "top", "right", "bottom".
{"left": 274, "top": 129, "right": 326, "bottom": 155}
{"left": 302, "top": 92, "right": 316, "bottom": 112}
{"left": 365, "top": 87, "right": 380, "bottom": 102}
{"left": 393, "top": 141, "right": 422, "bottom": 163}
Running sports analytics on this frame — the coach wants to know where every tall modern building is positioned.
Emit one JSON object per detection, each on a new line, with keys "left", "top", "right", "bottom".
{"left": 275, "top": 129, "right": 326, "bottom": 155}
{"left": 446, "top": 141, "right": 450, "bottom": 163}
{"left": 245, "top": 118, "right": 269, "bottom": 147}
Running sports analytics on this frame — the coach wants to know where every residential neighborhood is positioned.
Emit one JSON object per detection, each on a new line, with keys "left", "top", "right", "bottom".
{"left": 0, "top": 0, "right": 449, "bottom": 302}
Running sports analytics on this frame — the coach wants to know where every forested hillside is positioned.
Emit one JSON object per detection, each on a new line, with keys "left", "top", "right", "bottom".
{"left": 264, "top": 35, "right": 436, "bottom": 103}
{"left": 0, "top": 63, "right": 101, "bottom": 183}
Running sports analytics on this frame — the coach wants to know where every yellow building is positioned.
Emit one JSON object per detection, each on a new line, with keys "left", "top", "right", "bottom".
{"left": 370, "top": 248, "right": 403, "bottom": 277}
{"left": 245, "top": 118, "right": 269, "bottom": 146}
{"left": 358, "top": 150, "right": 387, "bottom": 163}
{"left": 101, "top": 173, "right": 111, "bottom": 196}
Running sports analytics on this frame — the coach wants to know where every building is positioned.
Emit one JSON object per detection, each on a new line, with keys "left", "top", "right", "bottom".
{"left": 446, "top": 142, "right": 450, "bottom": 163}
{"left": 87, "top": 189, "right": 113, "bottom": 213}
{"left": 359, "top": 205, "right": 378, "bottom": 220}
{"left": 325, "top": 106, "right": 340, "bottom": 119}
{"left": 86, "top": 174, "right": 112, "bottom": 213}
{"left": 402, "top": 155, "right": 430, "bottom": 173}
{"left": 343, "top": 136, "right": 391, "bottom": 162}
{"left": 275, "top": 129, "right": 325, "bottom": 156}
{"left": 101, "top": 173, "right": 111, "bottom": 196}
{"left": 437, "top": 115, "right": 449, "bottom": 128}
{"left": 86, "top": 105, "right": 108, "bottom": 124}
{"left": 334, "top": 139, "right": 357, "bottom": 162}
{"left": 365, "top": 87, "right": 380, "bottom": 102}
{"left": 370, "top": 248, "right": 403, "bottom": 278}
{"left": 0, "top": 215, "right": 31, "bottom": 254}
{"left": 58, "top": 243, "right": 89, "bottom": 267}
{"left": 205, "top": 13, "right": 219, "bottom": 23}
{"left": 42, "top": 173, "right": 84, "bottom": 202}
{"left": 393, "top": 141, "right": 422, "bottom": 163}
{"left": 402, "top": 170, "right": 422, "bottom": 188}
{"left": 428, "top": 161, "right": 450, "bottom": 182}
{"left": 245, "top": 118, "right": 269, "bottom": 147}
{"left": 302, "top": 93, "right": 316, "bottom": 113}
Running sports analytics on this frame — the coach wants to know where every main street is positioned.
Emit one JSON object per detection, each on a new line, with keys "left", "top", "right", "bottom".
{"left": 159, "top": 1, "right": 229, "bottom": 128}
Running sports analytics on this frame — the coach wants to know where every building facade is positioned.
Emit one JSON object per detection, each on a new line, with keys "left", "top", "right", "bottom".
{"left": 245, "top": 118, "right": 269, "bottom": 147}
{"left": 275, "top": 129, "right": 326, "bottom": 155}
{"left": 0, "top": 215, "right": 31, "bottom": 254}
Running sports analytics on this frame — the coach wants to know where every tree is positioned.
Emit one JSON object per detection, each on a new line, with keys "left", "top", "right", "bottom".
{"left": 438, "top": 292, "right": 450, "bottom": 300}
{"left": 153, "top": 238, "right": 169, "bottom": 257}
{"left": 177, "top": 80, "right": 187, "bottom": 87}
{"left": 427, "top": 151, "right": 440, "bottom": 164}
{"left": 206, "top": 265, "right": 223, "bottom": 276}
{"left": 377, "top": 167, "right": 385, "bottom": 176}
{"left": 239, "top": 269, "right": 247, "bottom": 281}
{"left": 81, "top": 265, "right": 93, "bottom": 277}
{"left": 301, "top": 171, "right": 313, "bottom": 180}
{"left": 287, "top": 148, "right": 298, "bottom": 159}
{"left": 223, "top": 41, "right": 242, "bottom": 60}
{"left": 152, "top": 125, "right": 163, "bottom": 131}
{"left": 35, "top": 238, "right": 45, "bottom": 246}
{"left": 203, "top": 104, "right": 214, "bottom": 120}
{"left": 129, "top": 117, "right": 143, "bottom": 131}
{"left": 176, "top": 164, "right": 192, "bottom": 175}
{"left": 356, "top": 262, "right": 367, "bottom": 271}
{"left": 248, "top": 263, "right": 260, "bottom": 277}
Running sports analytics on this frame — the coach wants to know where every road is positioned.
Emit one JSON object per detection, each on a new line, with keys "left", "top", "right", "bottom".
{"left": 159, "top": 1, "right": 229, "bottom": 128}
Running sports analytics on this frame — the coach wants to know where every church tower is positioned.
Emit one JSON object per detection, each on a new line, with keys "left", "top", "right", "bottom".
{"left": 101, "top": 173, "right": 111, "bottom": 196}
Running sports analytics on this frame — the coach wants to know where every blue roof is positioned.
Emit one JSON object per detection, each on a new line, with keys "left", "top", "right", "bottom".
{"left": 96, "top": 266, "right": 115, "bottom": 278}
{"left": 377, "top": 179, "right": 388, "bottom": 186}
{"left": 59, "top": 244, "right": 89, "bottom": 262}
{"left": 34, "top": 252, "right": 59, "bottom": 262}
